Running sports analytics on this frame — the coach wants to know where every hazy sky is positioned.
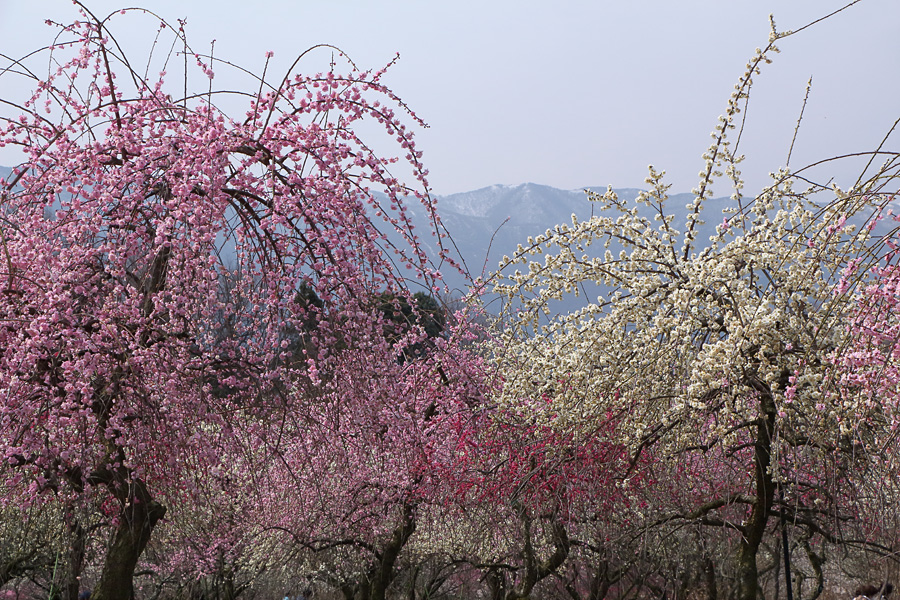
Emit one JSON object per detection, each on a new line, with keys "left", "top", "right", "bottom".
{"left": 1, "top": 0, "right": 897, "bottom": 195}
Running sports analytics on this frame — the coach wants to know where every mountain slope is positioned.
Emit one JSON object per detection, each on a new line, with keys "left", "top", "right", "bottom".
{"left": 426, "top": 183, "right": 707, "bottom": 299}
{"left": 0, "top": 165, "right": 721, "bottom": 308}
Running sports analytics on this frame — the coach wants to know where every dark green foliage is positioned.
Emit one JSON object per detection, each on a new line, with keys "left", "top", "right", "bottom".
{"left": 378, "top": 292, "right": 445, "bottom": 339}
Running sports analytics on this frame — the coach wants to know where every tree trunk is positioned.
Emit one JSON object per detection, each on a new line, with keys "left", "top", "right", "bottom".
{"left": 92, "top": 477, "right": 166, "bottom": 600}
{"left": 735, "top": 381, "right": 777, "bottom": 600}
{"left": 703, "top": 555, "right": 717, "bottom": 600}
{"left": 506, "top": 504, "right": 570, "bottom": 600}
{"left": 588, "top": 563, "right": 613, "bottom": 600}
{"left": 485, "top": 570, "right": 506, "bottom": 600}
{"left": 357, "top": 503, "right": 417, "bottom": 600}
{"left": 63, "top": 519, "right": 86, "bottom": 600}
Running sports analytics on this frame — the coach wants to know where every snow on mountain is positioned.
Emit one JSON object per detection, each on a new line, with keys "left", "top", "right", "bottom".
{"left": 440, "top": 183, "right": 611, "bottom": 223}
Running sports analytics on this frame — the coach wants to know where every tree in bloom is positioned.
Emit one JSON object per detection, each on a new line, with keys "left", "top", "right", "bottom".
{"left": 230, "top": 309, "right": 489, "bottom": 600}
{"left": 487, "top": 16, "right": 900, "bottom": 600}
{"left": 827, "top": 193, "right": 900, "bottom": 569}
{"left": 436, "top": 409, "right": 642, "bottom": 600}
{"left": 0, "top": 5, "right": 467, "bottom": 599}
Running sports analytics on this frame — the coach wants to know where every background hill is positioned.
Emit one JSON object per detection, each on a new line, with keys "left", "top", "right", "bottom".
{"left": 0, "top": 164, "right": 740, "bottom": 311}
{"left": 432, "top": 183, "right": 695, "bottom": 281}
{"left": 417, "top": 184, "right": 715, "bottom": 312}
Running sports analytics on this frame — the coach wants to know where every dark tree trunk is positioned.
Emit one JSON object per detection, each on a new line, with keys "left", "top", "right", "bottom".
{"left": 588, "top": 563, "right": 613, "bottom": 600}
{"left": 485, "top": 570, "right": 506, "bottom": 600}
{"left": 590, "top": 578, "right": 612, "bottom": 600}
{"left": 583, "top": 558, "right": 626, "bottom": 600}
{"left": 703, "top": 555, "right": 717, "bottom": 600}
{"left": 735, "top": 380, "right": 777, "bottom": 600}
{"left": 356, "top": 503, "right": 417, "bottom": 600}
{"left": 506, "top": 504, "right": 570, "bottom": 600}
{"left": 92, "top": 477, "right": 166, "bottom": 600}
{"left": 63, "top": 519, "right": 87, "bottom": 600}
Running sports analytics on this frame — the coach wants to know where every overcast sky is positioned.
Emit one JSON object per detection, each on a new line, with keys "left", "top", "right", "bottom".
{"left": 1, "top": 0, "right": 897, "bottom": 196}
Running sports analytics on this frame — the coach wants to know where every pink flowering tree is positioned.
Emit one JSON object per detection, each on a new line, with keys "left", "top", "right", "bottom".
{"left": 409, "top": 387, "right": 646, "bottom": 600}
{"left": 232, "top": 311, "right": 489, "bottom": 600}
{"left": 828, "top": 202, "right": 900, "bottom": 562}
{"left": 832, "top": 212, "right": 900, "bottom": 436}
{"left": 0, "top": 5, "right": 469, "bottom": 599}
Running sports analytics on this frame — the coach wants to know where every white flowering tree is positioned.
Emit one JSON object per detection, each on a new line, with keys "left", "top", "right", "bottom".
{"left": 488, "top": 17, "right": 900, "bottom": 600}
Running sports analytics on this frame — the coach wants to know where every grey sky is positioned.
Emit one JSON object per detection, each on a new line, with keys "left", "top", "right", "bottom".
{"left": 1, "top": 0, "right": 897, "bottom": 196}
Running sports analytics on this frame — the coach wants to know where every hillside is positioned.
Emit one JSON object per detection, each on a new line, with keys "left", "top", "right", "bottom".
{"left": 0, "top": 164, "right": 732, "bottom": 309}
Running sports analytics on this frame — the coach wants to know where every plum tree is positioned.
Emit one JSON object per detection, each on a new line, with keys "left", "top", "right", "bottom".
{"left": 0, "top": 5, "right": 468, "bottom": 599}
{"left": 488, "top": 16, "right": 900, "bottom": 600}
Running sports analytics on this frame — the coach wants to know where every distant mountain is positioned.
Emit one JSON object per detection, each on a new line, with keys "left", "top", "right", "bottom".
{"left": 435, "top": 183, "right": 618, "bottom": 281}
{"left": 421, "top": 183, "right": 707, "bottom": 302}
{"left": 5, "top": 163, "right": 897, "bottom": 317}
{"left": 0, "top": 164, "right": 725, "bottom": 309}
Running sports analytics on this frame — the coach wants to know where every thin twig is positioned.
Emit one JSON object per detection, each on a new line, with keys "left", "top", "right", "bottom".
{"left": 786, "top": 76, "right": 813, "bottom": 168}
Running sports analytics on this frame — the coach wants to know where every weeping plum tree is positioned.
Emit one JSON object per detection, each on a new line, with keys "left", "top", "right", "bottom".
{"left": 489, "top": 14, "right": 900, "bottom": 600}
{"left": 243, "top": 311, "right": 488, "bottom": 600}
{"left": 0, "top": 5, "right": 465, "bottom": 599}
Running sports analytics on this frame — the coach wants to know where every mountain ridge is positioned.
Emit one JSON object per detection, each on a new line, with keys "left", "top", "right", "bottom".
{"left": 0, "top": 164, "right": 701, "bottom": 306}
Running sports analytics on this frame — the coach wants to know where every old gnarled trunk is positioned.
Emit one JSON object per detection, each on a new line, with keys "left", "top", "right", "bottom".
{"left": 92, "top": 476, "right": 166, "bottom": 600}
